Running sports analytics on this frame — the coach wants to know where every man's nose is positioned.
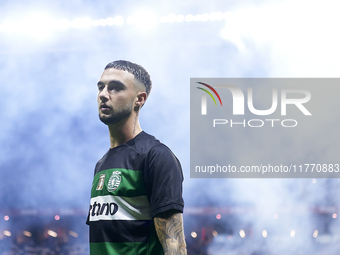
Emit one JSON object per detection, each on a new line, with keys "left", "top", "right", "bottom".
{"left": 98, "top": 87, "right": 109, "bottom": 101}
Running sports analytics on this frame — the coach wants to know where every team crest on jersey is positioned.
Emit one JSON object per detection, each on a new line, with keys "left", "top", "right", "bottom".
{"left": 96, "top": 174, "right": 106, "bottom": 191}
{"left": 107, "top": 171, "right": 122, "bottom": 192}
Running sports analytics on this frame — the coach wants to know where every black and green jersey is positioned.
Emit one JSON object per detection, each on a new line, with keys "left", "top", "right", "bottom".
{"left": 87, "top": 131, "right": 184, "bottom": 255}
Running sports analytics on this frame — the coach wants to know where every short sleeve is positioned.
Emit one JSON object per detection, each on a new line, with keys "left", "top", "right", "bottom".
{"left": 144, "top": 144, "right": 184, "bottom": 218}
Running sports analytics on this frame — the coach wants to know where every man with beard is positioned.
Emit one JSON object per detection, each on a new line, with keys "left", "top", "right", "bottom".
{"left": 87, "top": 60, "right": 187, "bottom": 255}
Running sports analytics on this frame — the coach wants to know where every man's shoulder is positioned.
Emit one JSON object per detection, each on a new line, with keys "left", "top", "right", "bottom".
{"left": 133, "top": 131, "right": 169, "bottom": 154}
{"left": 135, "top": 132, "right": 180, "bottom": 166}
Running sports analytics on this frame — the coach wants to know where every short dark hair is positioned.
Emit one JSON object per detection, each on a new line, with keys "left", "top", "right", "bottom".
{"left": 105, "top": 60, "right": 152, "bottom": 96}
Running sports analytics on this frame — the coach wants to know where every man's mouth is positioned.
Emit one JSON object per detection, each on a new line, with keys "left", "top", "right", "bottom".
{"left": 100, "top": 104, "right": 111, "bottom": 112}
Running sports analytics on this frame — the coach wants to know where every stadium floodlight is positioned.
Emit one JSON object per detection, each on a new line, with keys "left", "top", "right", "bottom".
{"left": 114, "top": 16, "right": 124, "bottom": 26}
{"left": 92, "top": 20, "right": 100, "bottom": 27}
{"left": 99, "top": 19, "right": 108, "bottom": 26}
{"left": 175, "top": 15, "right": 184, "bottom": 23}
{"left": 160, "top": 14, "right": 190, "bottom": 24}
{"left": 56, "top": 19, "right": 70, "bottom": 30}
{"left": 167, "top": 14, "right": 177, "bottom": 23}
{"left": 69, "top": 231, "right": 79, "bottom": 238}
{"left": 209, "top": 12, "right": 224, "bottom": 21}
{"left": 106, "top": 17, "right": 115, "bottom": 26}
{"left": 0, "top": 21, "right": 12, "bottom": 33}
{"left": 0, "top": 11, "right": 66, "bottom": 41}
{"left": 200, "top": 13, "right": 210, "bottom": 21}
{"left": 0, "top": 21, "right": 18, "bottom": 33}
{"left": 159, "top": 16, "right": 167, "bottom": 23}
{"left": 185, "top": 14, "right": 194, "bottom": 22}
{"left": 23, "top": 231, "right": 32, "bottom": 237}
{"left": 127, "top": 10, "right": 158, "bottom": 31}
{"left": 47, "top": 230, "right": 58, "bottom": 238}
{"left": 0, "top": 10, "right": 231, "bottom": 38}
{"left": 70, "top": 17, "right": 92, "bottom": 28}
{"left": 191, "top": 231, "right": 197, "bottom": 238}
{"left": 239, "top": 229, "right": 246, "bottom": 238}
{"left": 193, "top": 14, "right": 201, "bottom": 22}
{"left": 21, "top": 12, "right": 56, "bottom": 39}
{"left": 3, "top": 230, "right": 11, "bottom": 237}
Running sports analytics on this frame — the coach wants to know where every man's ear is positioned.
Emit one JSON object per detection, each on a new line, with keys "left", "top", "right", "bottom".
{"left": 135, "top": 91, "right": 147, "bottom": 108}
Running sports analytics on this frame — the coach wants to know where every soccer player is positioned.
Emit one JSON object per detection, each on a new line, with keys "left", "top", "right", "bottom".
{"left": 87, "top": 60, "right": 187, "bottom": 255}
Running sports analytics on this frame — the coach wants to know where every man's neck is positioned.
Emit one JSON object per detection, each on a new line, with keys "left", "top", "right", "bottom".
{"left": 107, "top": 116, "right": 142, "bottom": 148}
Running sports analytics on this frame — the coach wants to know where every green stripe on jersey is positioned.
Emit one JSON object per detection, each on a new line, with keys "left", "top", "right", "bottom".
{"left": 90, "top": 233, "right": 163, "bottom": 255}
{"left": 92, "top": 168, "right": 146, "bottom": 198}
{"left": 90, "top": 242, "right": 146, "bottom": 255}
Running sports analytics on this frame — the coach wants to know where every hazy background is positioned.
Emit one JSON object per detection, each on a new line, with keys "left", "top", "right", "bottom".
{"left": 1, "top": 0, "right": 340, "bottom": 254}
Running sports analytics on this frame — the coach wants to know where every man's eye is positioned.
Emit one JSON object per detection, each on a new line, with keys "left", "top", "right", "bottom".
{"left": 109, "top": 85, "right": 122, "bottom": 91}
{"left": 98, "top": 86, "right": 104, "bottom": 91}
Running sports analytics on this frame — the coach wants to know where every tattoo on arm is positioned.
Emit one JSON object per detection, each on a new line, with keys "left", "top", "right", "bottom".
{"left": 154, "top": 210, "right": 187, "bottom": 255}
